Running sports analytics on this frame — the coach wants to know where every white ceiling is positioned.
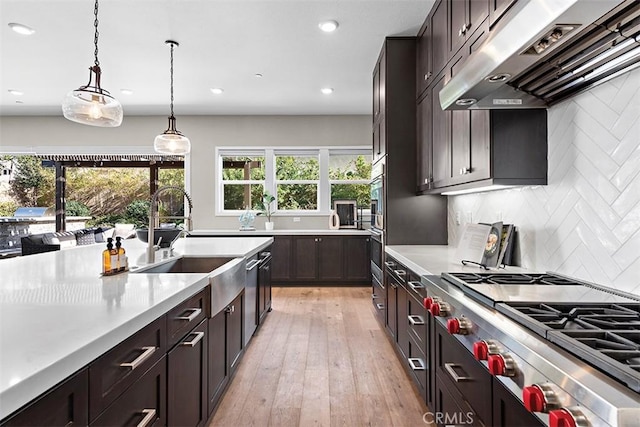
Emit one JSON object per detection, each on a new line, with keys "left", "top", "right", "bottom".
{"left": 0, "top": 0, "right": 435, "bottom": 117}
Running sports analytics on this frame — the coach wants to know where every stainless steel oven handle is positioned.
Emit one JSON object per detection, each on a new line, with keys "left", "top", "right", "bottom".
{"left": 408, "top": 358, "right": 425, "bottom": 371}
{"left": 444, "top": 363, "right": 471, "bottom": 382}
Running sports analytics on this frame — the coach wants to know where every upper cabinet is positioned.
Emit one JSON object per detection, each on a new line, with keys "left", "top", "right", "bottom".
{"left": 449, "top": 0, "right": 489, "bottom": 57}
{"left": 415, "top": 0, "right": 546, "bottom": 194}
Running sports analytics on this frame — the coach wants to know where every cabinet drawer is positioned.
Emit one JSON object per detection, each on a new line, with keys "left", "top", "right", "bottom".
{"left": 167, "top": 287, "right": 209, "bottom": 347}
{"left": 407, "top": 294, "right": 427, "bottom": 355}
{"left": 1, "top": 368, "right": 88, "bottom": 427}
{"left": 91, "top": 356, "right": 166, "bottom": 427}
{"left": 89, "top": 315, "right": 166, "bottom": 421}
{"left": 407, "top": 332, "right": 427, "bottom": 402}
{"left": 435, "top": 319, "right": 491, "bottom": 425}
{"left": 434, "top": 375, "right": 480, "bottom": 427}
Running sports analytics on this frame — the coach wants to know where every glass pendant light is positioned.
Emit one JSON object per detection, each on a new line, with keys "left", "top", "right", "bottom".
{"left": 154, "top": 40, "right": 191, "bottom": 155}
{"left": 61, "top": 0, "right": 123, "bottom": 127}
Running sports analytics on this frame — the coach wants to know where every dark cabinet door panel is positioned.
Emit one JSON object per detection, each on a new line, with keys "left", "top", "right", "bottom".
{"left": 293, "top": 237, "right": 317, "bottom": 280}
{"left": 449, "top": 0, "right": 468, "bottom": 55}
{"left": 318, "top": 237, "right": 343, "bottom": 281}
{"left": 431, "top": 73, "right": 451, "bottom": 188}
{"left": 227, "top": 293, "right": 244, "bottom": 373}
{"left": 431, "top": 0, "right": 449, "bottom": 77}
{"left": 2, "top": 369, "right": 89, "bottom": 427}
{"left": 397, "top": 284, "right": 410, "bottom": 358}
{"left": 90, "top": 357, "right": 166, "bottom": 427}
{"left": 344, "top": 236, "right": 370, "bottom": 281}
{"left": 417, "top": 92, "right": 433, "bottom": 190}
{"left": 271, "top": 236, "right": 292, "bottom": 282}
{"left": 168, "top": 320, "right": 208, "bottom": 427}
{"left": 207, "top": 310, "right": 228, "bottom": 415}
{"left": 492, "top": 377, "right": 545, "bottom": 427}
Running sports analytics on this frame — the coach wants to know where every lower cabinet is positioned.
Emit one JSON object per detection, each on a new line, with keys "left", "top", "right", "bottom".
{"left": 168, "top": 319, "right": 208, "bottom": 427}
{"left": 434, "top": 319, "right": 491, "bottom": 426}
{"left": 492, "top": 378, "right": 545, "bottom": 427}
{"left": 272, "top": 235, "right": 370, "bottom": 285}
{"left": 1, "top": 369, "right": 89, "bottom": 427}
{"left": 91, "top": 357, "right": 167, "bottom": 427}
{"left": 207, "top": 291, "right": 244, "bottom": 416}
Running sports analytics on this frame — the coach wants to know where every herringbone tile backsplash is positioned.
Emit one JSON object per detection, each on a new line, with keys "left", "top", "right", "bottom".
{"left": 448, "top": 67, "right": 640, "bottom": 295}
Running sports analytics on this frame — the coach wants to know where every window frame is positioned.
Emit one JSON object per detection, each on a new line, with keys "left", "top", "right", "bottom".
{"left": 216, "top": 146, "right": 371, "bottom": 216}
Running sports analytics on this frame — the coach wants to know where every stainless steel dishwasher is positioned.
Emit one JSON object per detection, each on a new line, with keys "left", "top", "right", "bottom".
{"left": 244, "top": 253, "right": 260, "bottom": 346}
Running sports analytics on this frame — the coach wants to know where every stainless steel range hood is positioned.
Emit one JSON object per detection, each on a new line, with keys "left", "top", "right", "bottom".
{"left": 440, "top": 0, "right": 640, "bottom": 110}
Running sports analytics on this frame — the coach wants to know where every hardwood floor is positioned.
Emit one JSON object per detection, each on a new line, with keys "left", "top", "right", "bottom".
{"left": 209, "top": 287, "right": 431, "bottom": 427}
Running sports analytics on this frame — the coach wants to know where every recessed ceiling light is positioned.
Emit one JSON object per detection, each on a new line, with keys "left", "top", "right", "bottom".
{"left": 8, "top": 89, "right": 23, "bottom": 96}
{"left": 254, "top": 73, "right": 263, "bottom": 78}
{"left": 15, "top": 100, "right": 24, "bottom": 104}
{"left": 319, "top": 20, "right": 339, "bottom": 33}
{"left": 211, "top": 88, "right": 224, "bottom": 95}
{"left": 8, "top": 23, "right": 35, "bottom": 35}
{"left": 321, "top": 88, "right": 334, "bottom": 95}
{"left": 120, "top": 89, "right": 134, "bottom": 95}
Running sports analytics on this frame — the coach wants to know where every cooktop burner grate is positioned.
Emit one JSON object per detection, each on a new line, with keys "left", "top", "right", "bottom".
{"left": 498, "top": 302, "right": 640, "bottom": 392}
{"left": 444, "top": 272, "right": 577, "bottom": 286}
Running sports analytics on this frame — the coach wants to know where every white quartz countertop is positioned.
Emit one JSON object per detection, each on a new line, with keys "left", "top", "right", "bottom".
{"left": 385, "top": 245, "right": 529, "bottom": 276}
{"left": 0, "top": 236, "right": 272, "bottom": 420}
{"left": 190, "top": 228, "right": 371, "bottom": 236}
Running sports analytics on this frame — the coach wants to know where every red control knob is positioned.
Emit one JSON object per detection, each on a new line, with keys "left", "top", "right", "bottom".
{"left": 549, "top": 409, "right": 577, "bottom": 427}
{"left": 423, "top": 297, "right": 433, "bottom": 310}
{"left": 487, "top": 354, "right": 506, "bottom": 376}
{"left": 522, "top": 385, "right": 546, "bottom": 413}
{"left": 447, "top": 318, "right": 460, "bottom": 334}
{"left": 473, "top": 341, "right": 489, "bottom": 360}
{"left": 429, "top": 303, "right": 440, "bottom": 316}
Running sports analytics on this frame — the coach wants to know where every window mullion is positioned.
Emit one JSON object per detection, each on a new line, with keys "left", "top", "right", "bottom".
{"left": 319, "top": 149, "right": 329, "bottom": 213}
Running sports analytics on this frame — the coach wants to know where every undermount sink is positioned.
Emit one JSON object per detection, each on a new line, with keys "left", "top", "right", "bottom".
{"left": 137, "top": 257, "right": 234, "bottom": 274}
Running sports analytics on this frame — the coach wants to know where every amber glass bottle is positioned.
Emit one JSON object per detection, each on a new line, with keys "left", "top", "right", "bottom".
{"left": 102, "top": 238, "right": 115, "bottom": 275}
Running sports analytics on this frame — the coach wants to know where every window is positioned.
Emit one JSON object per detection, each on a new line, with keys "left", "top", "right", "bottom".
{"left": 220, "top": 153, "right": 265, "bottom": 210}
{"left": 275, "top": 153, "right": 319, "bottom": 210}
{"left": 216, "top": 147, "right": 371, "bottom": 215}
{"left": 329, "top": 151, "right": 372, "bottom": 208}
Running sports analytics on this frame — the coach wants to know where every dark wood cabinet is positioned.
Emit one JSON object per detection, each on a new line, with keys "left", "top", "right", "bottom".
{"left": 344, "top": 235, "right": 370, "bottom": 281}
{"left": 168, "top": 319, "right": 208, "bottom": 427}
{"left": 207, "top": 309, "right": 227, "bottom": 415}
{"left": 417, "top": 91, "right": 433, "bottom": 191}
{"left": 271, "top": 235, "right": 292, "bottom": 282}
{"left": 272, "top": 235, "right": 370, "bottom": 285}
{"left": 293, "top": 236, "right": 318, "bottom": 280}
{"left": 1, "top": 369, "right": 89, "bottom": 427}
{"left": 489, "top": 0, "right": 517, "bottom": 27}
{"left": 449, "top": 0, "right": 489, "bottom": 58}
{"left": 386, "top": 277, "right": 398, "bottom": 340}
{"left": 89, "top": 315, "right": 166, "bottom": 421}
{"left": 430, "top": 73, "right": 451, "bottom": 190}
{"left": 397, "top": 283, "right": 409, "bottom": 358}
{"left": 207, "top": 291, "right": 244, "bottom": 416}
{"left": 416, "top": 20, "right": 432, "bottom": 97}
{"left": 430, "top": 0, "right": 449, "bottom": 79}
{"left": 258, "top": 250, "right": 272, "bottom": 324}
{"left": 493, "top": 378, "right": 545, "bottom": 427}
{"left": 434, "top": 375, "right": 479, "bottom": 427}
{"left": 91, "top": 357, "right": 166, "bottom": 427}
{"left": 434, "top": 320, "right": 491, "bottom": 425}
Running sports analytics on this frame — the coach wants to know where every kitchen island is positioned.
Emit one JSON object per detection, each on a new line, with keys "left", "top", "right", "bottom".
{"left": 0, "top": 236, "right": 272, "bottom": 423}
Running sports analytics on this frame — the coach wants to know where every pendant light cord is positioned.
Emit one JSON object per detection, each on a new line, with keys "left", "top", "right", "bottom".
{"left": 93, "top": 0, "right": 100, "bottom": 67}
{"left": 169, "top": 42, "right": 175, "bottom": 118}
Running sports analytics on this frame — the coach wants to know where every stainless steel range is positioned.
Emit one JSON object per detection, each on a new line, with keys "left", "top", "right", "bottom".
{"left": 422, "top": 272, "right": 640, "bottom": 427}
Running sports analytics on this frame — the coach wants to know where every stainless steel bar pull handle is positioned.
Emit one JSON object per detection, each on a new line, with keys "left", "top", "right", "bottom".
{"left": 394, "top": 269, "right": 406, "bottom": 277}
{"left": 384, "top": 261, "right": 395, "bottom": 268}
{"left": 175, "top": 307, "right": 202, "bottom": 321}
{"left": 408, "top": 281, "right": 424, "bottom": 291}
{"left": 372, "top": 293, "right": 378, "bottom": 299}
{"left": 408, "top": 358, "right": 425, "bottom": 371}
{"left": 444, "top": 363, "right": 471, "bottom": 382}
{"left": 180, "top": 331, "right": 205, "bottom": 347}
{"left": 120, "top": 346, "right": 156, "bottom": 370}
{"left": 136, "top": 409, "right": 157, "bottom": 427}
{"left": 246, "top": 259, "right": 261, "bottom": 271}
{"left": 376, "top": 303, "right": 385, "bottom": 310}
{"left": 408, "top": 315, "right": 425, "bottom": 325}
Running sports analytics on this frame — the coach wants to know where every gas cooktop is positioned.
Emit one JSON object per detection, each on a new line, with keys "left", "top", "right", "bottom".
{"left": 440, "top": 272, "right": 640, "bottom": 393}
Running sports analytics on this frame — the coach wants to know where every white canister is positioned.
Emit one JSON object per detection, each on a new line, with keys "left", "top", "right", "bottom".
{"left": 329, "top": 210, "right": 340, "bottom": 230}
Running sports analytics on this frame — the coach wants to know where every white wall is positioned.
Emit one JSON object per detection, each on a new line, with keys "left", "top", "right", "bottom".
{"left": 0, "top": 115, "right": 371, "bottom": 229}
{"left": 448, "top": 67, "right": 640, "bottom": 294}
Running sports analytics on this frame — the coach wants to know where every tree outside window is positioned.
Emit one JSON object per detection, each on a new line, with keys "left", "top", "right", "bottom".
{"left": 275, "top": 154, "right": 319, "bottom": 210}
